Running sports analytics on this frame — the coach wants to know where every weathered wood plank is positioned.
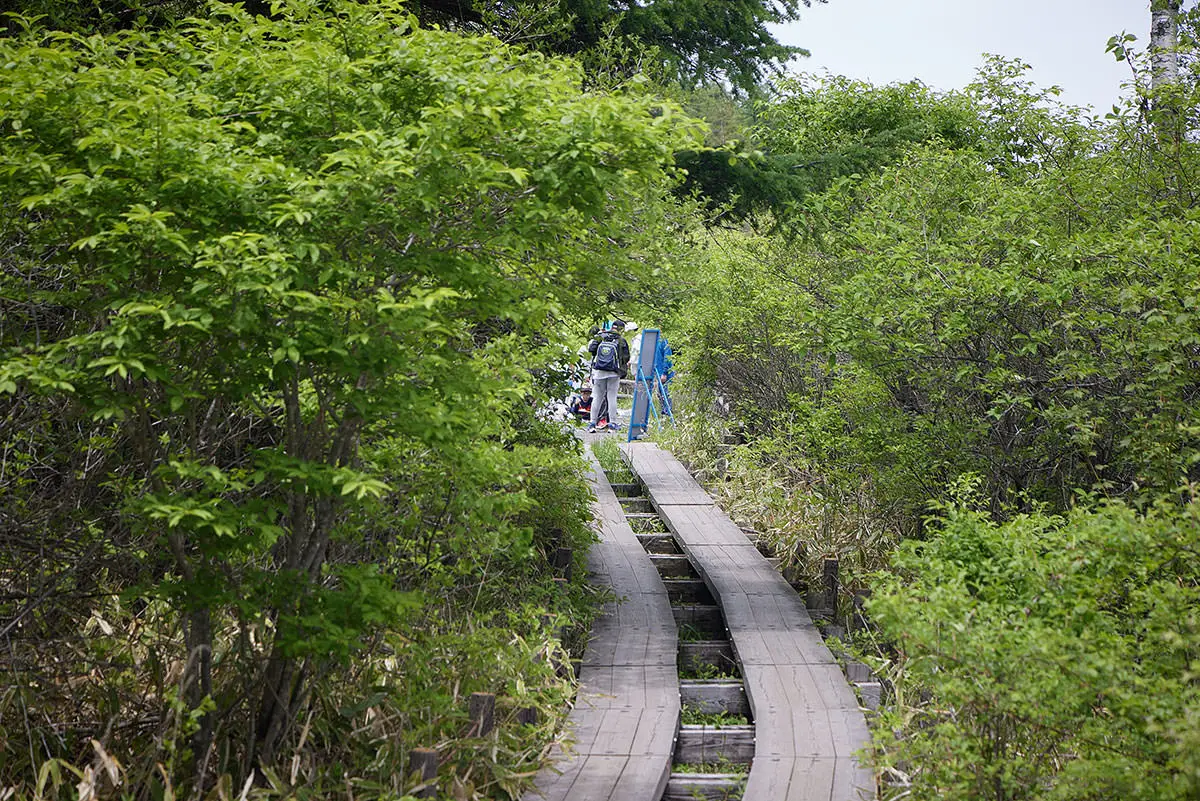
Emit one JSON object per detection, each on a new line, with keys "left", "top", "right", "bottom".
{"left": 675, "top": 725, "right": 755, "bottom": 764}
{"left": 649, "top": 554, "right": 695, "bottom": 578}
{"left": 657, "top": 503, "right": 749, "bottom": 546}
{"left": 610, "top": 755, "right": 672, "bottom": 801}
{"left": 623, "top": 442, "right": 873, "bottom": 801}
{"left": 680, "top": 680, "right": 751, "bottom": 718}
{"left": 531, "top": 754, "right": 627, "bottom": 801}
{"left": 576, "top": 664, "right": 680, "bottom": 711}
{"left": 637, "top": 533, "right": 681, "bottom": 553}
{"left": 671, "top": 605, "right": 726, "bottom": 638}
{"left": 621, "top": 444, "right": 715, "bottom": 506}
{"left": 662, "top": 578, "right": 715, "bottom": 605}
{"left": 663, "top": 774, "right": 748, "bottom": 801}
{"left": 524, "top": 452, "right": 679, "bottom": 801}
{"left": 678, "top": 641, "right": 737, "bottom": 675}
{"left": 742, "top": 757, "right": 875, "bottom": 801}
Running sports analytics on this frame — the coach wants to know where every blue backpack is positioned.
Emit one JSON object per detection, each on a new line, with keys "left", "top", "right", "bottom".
{"left": 592, "top": 336, "right": 621, "bottom": 372}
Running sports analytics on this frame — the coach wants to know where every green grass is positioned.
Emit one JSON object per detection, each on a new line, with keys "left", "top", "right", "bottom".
{"left": 679, "top": 660, "right": 740, "bottom": 681}
{"left": 628, "top": 516, "right": 668, "bottom": 533}
{"left": 672, "top": 759, "right": 750, "bottom": 776}
{"left": 680, "top": 705, "right": 750, "bottom": 727}
{"left": 591, "top": 438, "right": 635, "bottom": 482}
{"left": 677, "top": 623, "right": 708, "bottom": 642}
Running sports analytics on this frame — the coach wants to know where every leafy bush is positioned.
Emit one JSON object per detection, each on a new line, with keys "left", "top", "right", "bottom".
{"left": 664, "top": 53, "right": 1200, "bottom": 799}
{"left": 869, "top": 497, "right": 1200, "bottom": 800}
{"left": 0, "top": 1, "right": 697, "bottom": 796}
{"left": 669, "top": 58, "right": 1200, "bottom": 525}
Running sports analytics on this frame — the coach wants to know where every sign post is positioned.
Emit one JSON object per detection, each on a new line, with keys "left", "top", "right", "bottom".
{"left": 627, "top": 329, "right": 674, "bottom": 441}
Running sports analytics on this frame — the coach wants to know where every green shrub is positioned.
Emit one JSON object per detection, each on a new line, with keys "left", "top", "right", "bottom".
{"left": 0, "top": 1, "right": 697, "bottom": 795}
{"left": 869, "top": 497, "right": 1200, "bottom": 801}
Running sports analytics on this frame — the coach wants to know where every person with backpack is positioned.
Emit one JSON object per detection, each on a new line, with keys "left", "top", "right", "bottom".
{"left": 586, "top": 319, "right": 630, "bottom": 433}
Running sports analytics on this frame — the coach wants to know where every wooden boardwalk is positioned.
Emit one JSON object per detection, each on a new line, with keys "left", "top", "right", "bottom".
{"left": 622, "top": 442, "right": 875, "bottom": 801}
{"left": 524, "top": 451, "right": 679, "bottom": 801}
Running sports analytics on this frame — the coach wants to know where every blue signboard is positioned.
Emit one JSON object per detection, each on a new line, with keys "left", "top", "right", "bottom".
{"left": 627, "top": 329, "right": 674, "bottom": 441}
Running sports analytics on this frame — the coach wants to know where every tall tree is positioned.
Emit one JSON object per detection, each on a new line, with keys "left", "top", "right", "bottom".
{"left": 1151, "top": 0, "right": 1183, "bottom": 91}
{"left": 1151, "top": 0, "right": 1184, "bottom": 141}
{"left": 0, "top": 0, "right": 700, "bottom": 790}
{"left": 403, "top": 0, "right": 827, "bottom": 92}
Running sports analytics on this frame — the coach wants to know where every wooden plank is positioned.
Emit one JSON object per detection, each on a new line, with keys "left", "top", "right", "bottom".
{"left": 620, "top": 443, "right": 874, "bottom": 801}
{"left": 563, "top": 705, "right": 677, "bottom": 758}
{"left": 525, "top": 453, "right": 680, "bottom": 801}
{"left": 742, "top": 757, "right": 874, "bottom": 801}
{"left": 621, "top": 443, "right": 714, "bottom": 506}
{"left": 576, "top": 664, "right": 680, "bottom": 710}
{"left": 532, "top": 755, "right": 627, "bottom": 801}
{"left": 675, "top": 725, "right": 755, "bottom": 764}
{"left": 582, "top": 624, "right": 676, "bottom": 670}
{"left": 610, "top": 755, "right": 672, "bottom": 801}
{"left": 742, "top": 757, "right": 833, "bottom": 801}
{"left": 663, "top": 774, "right": 747, "bottom": 801}
{"left": 671, "top": 605, "right": 726, "bottom": 638}
{"left": 662, "top": 578, "right": 715, "bottom": 605}
{"left": 648, "top": 554, "right": 695, "bottom": 578}
{"left": 678, "top": 641, "right": 737, "bottom": 675}
{"left": 637, "top": 533, "right": 681, "bottom": 553}
{"left": 657, "top": 504, "right": 749, "bottom": 546}
{"left": 680, "top": 680, "right": 751, "bottom": 718}
{"left": 745, "top": 664, "right": 862, "bottom": 718}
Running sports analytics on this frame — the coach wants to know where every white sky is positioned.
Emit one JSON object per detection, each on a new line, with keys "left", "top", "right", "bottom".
{"left": 770, "top": 0, "right": 1155, "bottom": 112}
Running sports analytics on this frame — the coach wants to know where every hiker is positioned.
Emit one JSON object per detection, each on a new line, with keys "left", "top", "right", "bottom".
{"left": 587, "top": 319, "right": 630, "bottom": 433}
{"left": 569, "top": 385, "right": 593, "bottom": 422}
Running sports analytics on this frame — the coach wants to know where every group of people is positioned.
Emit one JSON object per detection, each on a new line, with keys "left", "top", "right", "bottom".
{"left": 569, "top": 319, "right": 632, "bottom": 434}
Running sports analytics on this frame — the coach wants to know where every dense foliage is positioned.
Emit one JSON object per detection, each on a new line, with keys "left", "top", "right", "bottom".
{"left": 663, "top": 44, "right": 1200, "bottom": 800}
{"left": 670, "top": 57, "right": 1200, "bottom": 529}
{"left": 408, "top": 0, "right": 824, "bottom": 93}
{"left": 0, "top": 2, "right": 699, "bottom": 797}
{"left": 4, "top": 0, "right": 825, "bottom": 94}
{"left": 870, "top": 494, "right": 1200, "bottom": 800}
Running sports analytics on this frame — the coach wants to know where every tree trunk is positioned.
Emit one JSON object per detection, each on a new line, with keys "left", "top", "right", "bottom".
{"left": 251, "top": 375, "right": 362, "bottom": 771}
{"left": 1150, "top": 0, "right": 1182, "bottom": 92}
{"left": 186, "top": 606, "right": 215, "bottom": 785}
{"left": 1149, "top": 0, "right": 1182, "bottom": 143}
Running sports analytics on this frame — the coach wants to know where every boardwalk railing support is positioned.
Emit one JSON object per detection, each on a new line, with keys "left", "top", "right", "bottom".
{"left": 852, "top": 589, "right": 871, "bottom": 632}
{"left": 823, "top": 557, "right": 840, "bottom": 614}
{"left": 468, "top": 692, "right": 495, "bottom": 736}
{"left": 551, "top": 547, "right": 573, "bottom": 579}
{"left": 408, "top": 748, "right": 438, "bottom": 798}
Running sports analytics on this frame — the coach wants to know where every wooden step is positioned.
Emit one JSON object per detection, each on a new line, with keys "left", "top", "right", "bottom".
{"left": 619, "top": 496, "right": 655, "bottom": 513}
{"left": 675, "top": 724, "right": 755, "bottom": 765}
{"left": 650, "top": 554, "right": 696, "bottom": 579}
{"left": 673, "top": 605, "right": 725, "bottom": 638}
{"left": 855, "top": 681, "right": 883, "bottom": 711}
{"left": 627, "top": 515, "right": 668, "bottom": 534}
{"left": 680, "top": 680, "right": 751, "bottom": 718}
{"left": 637, "top": 533, "right": 681, "bottom": 554}
{"left": 664, "top": 578, "right": 715, "bottom": 606}
{"left": 679, "top": 641, "right": 738, "bottom": 676}
{"left": 663, "top": 774, "right": 747, "bottom": 801}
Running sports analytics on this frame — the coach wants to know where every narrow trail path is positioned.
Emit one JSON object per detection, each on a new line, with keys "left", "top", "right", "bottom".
{"left": 527, "top": 440, "right": 873, "bottom": 801}
{"left": 623, "top": 442, "right": 873, "bottom": 801}
{"left": 523, "top": 448, "right": 679, "bottom": 801}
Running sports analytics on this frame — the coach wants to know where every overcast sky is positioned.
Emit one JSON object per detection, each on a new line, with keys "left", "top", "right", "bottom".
{"left": 770, "top": 0, "right": 1155, "bottom": 112}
